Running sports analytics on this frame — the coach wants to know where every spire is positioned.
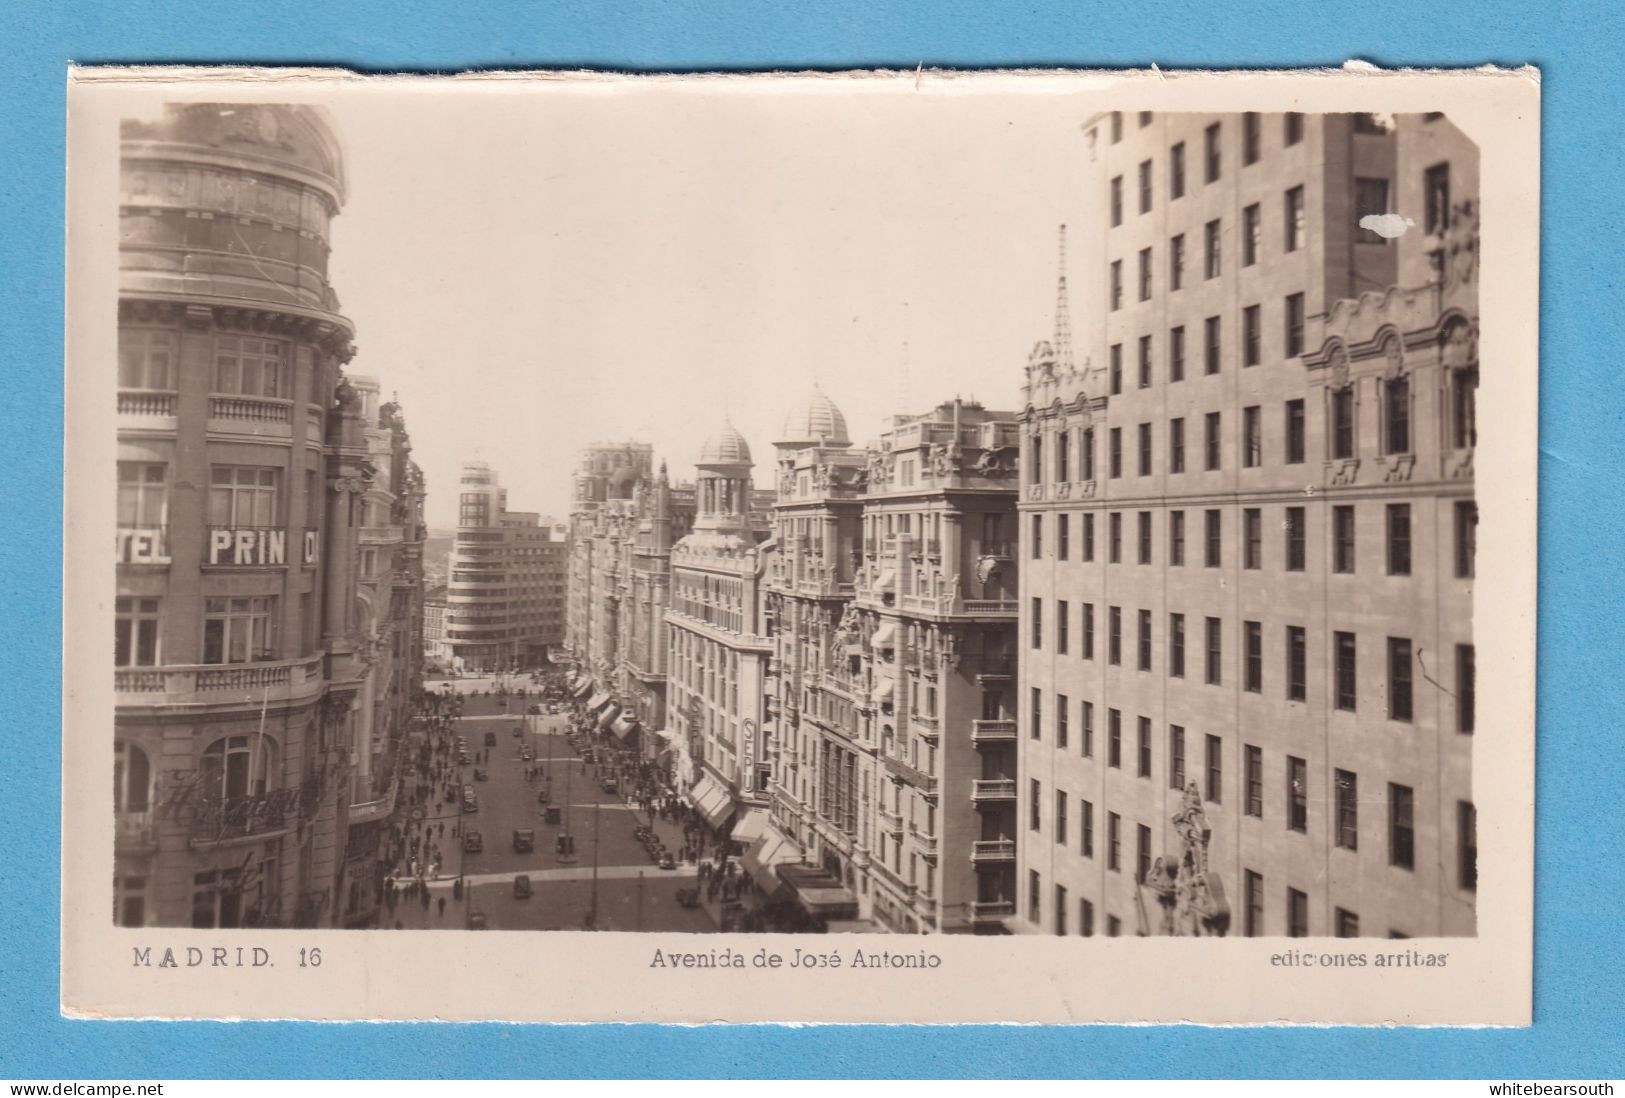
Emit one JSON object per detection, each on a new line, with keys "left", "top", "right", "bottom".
{"left": 1054, "top": 223, "right": 1074, "bottom": 371}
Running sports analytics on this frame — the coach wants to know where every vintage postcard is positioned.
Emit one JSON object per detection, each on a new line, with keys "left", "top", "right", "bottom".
{"left": 62, "top": 65, "right": 1537, "bottom": 1024}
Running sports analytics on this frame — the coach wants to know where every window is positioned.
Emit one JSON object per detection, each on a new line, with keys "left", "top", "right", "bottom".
{"left": 1030, "top": 779, "right": 1042, "bottom": 831}
{"left": 1243, "top": 508, "right": 1262, "bottom": 569}
{"left": 1452, "top": 363, "right": 1478, "bottom": 449}
{"left": 1333, "top": 505, "right": 1356, "bottom": 573}
{"left": 1331, "top": 387, "right": 1355, "bottom": 460}
{"left": 202, "top": 596, "right": 277, "bottom": 664}
{"left": 1029, "top": 870, "right": 1041, "bottom": 923}
{"left": 114, "top": 597, "right": 161, "bottom": 667}
{"left": 1058, "top": 513, "right": 1070, "bottom": 560}
{"left": 1287, "top": 626, "right": 1307, "bottom": 701}
{"left": 1336, "top": 908, "right": 1360, "bottom": 939}
{"left": 1110, "top": 428, "right": 1124, "bottom": 479}
{"left": 1031, "top": 598, "right": 1043, "bottom": 650}
{"left": 1136, "top": 716, "right": 1152, "bottom": 777}
{"left": 1138, "top": 159, "right": 1153, "bottom": 214}
{"left": 1425, "top": 163, "right": 1451, "bottom": 234}
{"left": 1356, "top": 177, "right": 1391, "bottom": 243}
{"left": 1204, "top": 508, "right": 1221, "bottom": 567}
{"left": 1109, "top": 511, "right": 1122, "bottom": 563}
{"left": 1204, "top": 219, "right": 1222, "bottom": 278}
{"left": 1169, "top": 235, "right": 1185, "bottom": 290}
{"left": 117, "top": 461, "right": 169, "bottom": 531}
{"left": 1244, "top": 870, "right": 1264, "bottom": 936}
{"left": 1082, "top": 429, "right": 1096, "bottom": 482}
{"left": 1285, "top": 399, "right": 1305, "bottom": 464}
{"left": 1284, "top": 112, "right": 1304, "bottom": 146}
{"left": 1055, "top": 885, "right": 1068, "bottom": 935}
{"left": 1455, "top": 501, "right": 1477, "bottom": 578}
{"left": 1136, "top": 823, "right": 1152, "bottom": 882}
{"left": 1335, "top": 631, "right": 1357, "bottom": 710}
{"left": 115, "top": 742, "right": 151, "bottom": 816}
{"left": 1388, "top": 637, "right": 1413, "bottom": 721}
{"left": 1081, "top": 799, "right": 1094, "bottom": 856}
{"left": 1135, "top": 426, "right": 1152, "bottom": 479}
{"left": 119, "top": 328, "right": 177, "bottom": 389}
{"left": 1137, "top": 511, "right": 1152, "bottom": 565}
{"left": 1138, "top": 609, "right": 1152, "bottom": 671}
{"left": 1109, "top": 175, "right": 1123, "bottom": 227}
{"left": 1287, "top": 756, "right": 1308, "bottom": 832}
{"left": 209, "top": 466, "right": 280, "bottom": 527}
{"left": 1204, "top": 122, "right": 1221, "bottom": 182}
{"left": 1169, "top": 511, "right": 1185, "bottom": 566}
{"left": 1110, "top": 344, "right": 1122, "bottom": 394}
{"left": 1384, "top": 374, "right": 1411, "bottom": 454}
{"left": 1057, "top": 430, "right": 1070, "bottom": 482}
{"left": 1243, "top": 305, "right": 1261, "bottom": 367}
{"left": 1242, "top": 111, "right": 1261, "bottom": 165}
{"left": 1170, "top": 141, "right": 1186, "bottom": 198}
{"left": 1287, "top": 888, "right": 1309, "bottom": 937}
{"left": 1387, "top": 504, "right": 1412, "bottom": 576}
{"left": 1244, "top": 621, "right": 1263, "bottom": 693}
{"left": 1107, "top": 812, "right": 1121, "bottom": 871}
{"left": 1139, "top": 111, "right": 1152, "bottom": 128}
{"left": 1108, "top": 708, "right": 1122, "bottom": 767}
{"left": 1205, "top": 616, "right": 1222, "bottom": 686}
{"left": 1204, "top": 413, "right": 1221, "bottom": 471}
{"left": 1057, "top": 600, "right": 1070, "bottom": 654}
{"left": 1169, "top": 325, "right": 1186, "bottom": 381}
{"left": 1285, "top": 292, "right": 1305, "bottom": 358}
{"left": 1057, "top": 692, "right": 1069, "bottom": 748}
{"left": 214, "top": 335, "right": 288, "bottom": 398}
{"left": 1108, "top": 607, "right": 1122, "bottom": 665}
{"left": 1335, "top": 769, "right": 1359, "bottom": 849}
{"left": 1110, "top": 111, "right": 1123, "bottom": 142}
{"left": 1245, "top": 744, "right": 1263, "bottom": 817}
{"left": 1169, "top": 417, "right": 1186, "bottom": 473}
{"left": 1080, "top": 898, "right": 1094, "bottom": 936}
{"left": 1133, "top": 340, "right": 1151, "bottom": 392}
{"left": 1109, "top": 261, "right": 1122, "bottom": 311}
{"left": 1204, "top": 316, "right": 1221, "bottom": 374}
{"left": 1459, "top": 801, "right": 1478, "bottom": 891}
{"left": 1031, "top": 514, "right": 1043, "bottom": 560}
{"left": 1243, "top": 203, "right": 1261, "bottom": 266}
{"left": 1285, "top": 507, "right": 1306, "bottom": 571}
{"left": 1284, "top": 186, "right": 1305, "bottom": 252}
{"left": 1082, "top": 701, "right": 1094, "bottom": 756}
{"left": 1458, "top": 644, "right": 1476, "bottom": 734}
{"left": 1389, "top": 783, "right": 1415, "bottom": 869}
{"left": 1083, "top": 603, "right": 1095, "bottom": 660}
{"left": 1169, "top": 725, "right": 1186, "bottom": 789}
{"left": 1205, "top": 734, "right": 1222, "bottom": 802}
{"left": 1243, "top": 405, "right": 1262, "bottom": 465}
{"left": 1169, "top": 613, "right": 1186, "bottom": 677}
{"left": 1138, "top": 248, "right": 1153, "bottom": 301}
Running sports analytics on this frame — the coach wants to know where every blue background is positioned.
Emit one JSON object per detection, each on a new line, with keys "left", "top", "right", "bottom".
{"left": 3, "top": 0, "right": 1620, "bottom": 1079}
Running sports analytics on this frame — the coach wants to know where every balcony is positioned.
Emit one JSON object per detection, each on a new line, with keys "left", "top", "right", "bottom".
{"left": 115, "top": 653, "right": 326, "bottom": 709}
{"left": 910, "top": 826, "right": 939, "bottom": 857}
{"left": 970, "top": 899, "right": 1016, "bottom": 921}
{"left": 359, "top": 524, "right": 404, "bottom": 546}
{"left": 878, "top": 807, "right": 904, "bottom": 833}
{"left": 971, "top": 778, "right": 1017, "bottom": 802}
{"left": 115, "top": 810, "right": 157, "bottom": 854}
{"left": 978, "top": 540, "right": 1016, "bottom": 560}
{"left": 912, "top": 712, "right": 939, "bottom": 741}
{"left": 208, "top": 395, "right": 292, "bottom": 426}
{"left": 970, "top": 718, "right": 1018, "bottom": 744}
{"left": 882, "top": 753, "right": 937, "bottom": 795}
{"left": 118, "top": 389, "right": 176, "bottom": 419}
{"left": 973, "top": 656, "right": 1015, "bottom": 682}
{"left": 960, "top": 598, "right": 1020, "bottom": 616}
{"left": 971, "top": 838, "right": 1017, "bottom": 863}
{"left": 189, "top": 786, "right": 304, "bottom": 846}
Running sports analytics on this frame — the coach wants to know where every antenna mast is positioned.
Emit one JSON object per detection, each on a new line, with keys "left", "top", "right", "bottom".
{"left": 1054, "top": 223, "right": 1074, "bottom": 371}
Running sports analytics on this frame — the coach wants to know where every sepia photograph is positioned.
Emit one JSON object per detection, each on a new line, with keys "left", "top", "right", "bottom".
{"left": 63, "top": 68, "right": 1536, "bottom": 1023}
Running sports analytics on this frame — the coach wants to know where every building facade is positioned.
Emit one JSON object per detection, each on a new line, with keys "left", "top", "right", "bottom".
{"left": 1015, "top": 111, "right": 1478, "bottom": 938}
{"left": 444, "top": 461, "right": 565, "bottom": 671}
{"left": 114, "top": 103, "right": 403, "bottom": 928}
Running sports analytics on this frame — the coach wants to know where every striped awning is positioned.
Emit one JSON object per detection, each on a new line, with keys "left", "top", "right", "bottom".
{"left": 570, "top": 677, "right": 594, "bottom": 698}
{"left": 586, "top": 690, "right": 611, "bottom": 712}
{"left": 610, "top": 713, "right": 640, "bottom": 741}
{"left": 597, "top": 704, "right": 621, "bottom": 729}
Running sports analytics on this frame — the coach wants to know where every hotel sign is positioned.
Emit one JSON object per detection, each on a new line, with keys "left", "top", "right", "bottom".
{"left": 206, "top": 527, "right": 319, "bottom": 566}
{"left": 117, "top": 527, "right": 170, "bottom": 565}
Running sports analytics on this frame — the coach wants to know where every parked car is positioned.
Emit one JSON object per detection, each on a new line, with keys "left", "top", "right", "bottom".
{"left": 484, "top": 730, "right": 497, "bottom": 746}
{"left": 463, "top": 831, "right": 483, "bottom": 853}
{"left": 600, "top": 778, "right": 618, "bottom": 794}
{"left": 462, "top": 794, "right": 479, "bottom": 812}
{"left": 520, "top": 746, "right": 534, "bottom": 762}
{"left": 512, "top": 828, "right": 536, "bottom": 853}
{"left": 513, "top": 875, "right": 533, "bottom": 900}
{"left": 473, "top": 768, "right": 489, "bottom": 782}
{"left": 468, "top": 911, "right": 488, "bottom": 930}
{"left": 658, "top": 852, "right": 676, "bottom": 870}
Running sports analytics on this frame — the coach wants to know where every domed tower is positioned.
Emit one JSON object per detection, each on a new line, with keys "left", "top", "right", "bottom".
{"left": 694, "top": 419, "right": 754, "bottom": 535}
{"left": 775, "top": 384, "right": 852, "bottom": 452}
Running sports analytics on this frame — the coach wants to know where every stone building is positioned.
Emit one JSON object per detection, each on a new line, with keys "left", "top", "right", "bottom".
{"left": 113, "top": 103, "right": 400, "bottom": 928}
{"left": 1014, "top": 111, "right": 1478, "bottom": 938}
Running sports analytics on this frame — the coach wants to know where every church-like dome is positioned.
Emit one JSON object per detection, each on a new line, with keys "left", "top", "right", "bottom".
{"left": 699, "top": 420, "right": 752, "bottom": 467}
{"left": 777, "top": 386, "right": 851, "bottom": 447}
{"left": 121, "top": 103, "right": 347, "bottom": 203}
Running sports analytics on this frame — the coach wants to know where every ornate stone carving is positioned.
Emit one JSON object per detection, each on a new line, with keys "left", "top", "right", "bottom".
{"left": 1326, "top": 459, "right": 1361, "bottom": 487}
{"left": 1329, "top": 345, "right": 1350, "bottom": 390}
{"left": 1382, "top": 454, "right": 1416, "bottom": 483}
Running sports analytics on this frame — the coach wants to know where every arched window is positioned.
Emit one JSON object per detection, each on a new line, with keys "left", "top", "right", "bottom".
{"left": 200, "top": 735, "right": 278, "bottom": 801}
{"left": 114, "top": 741, "right": 150, "bottom": 813}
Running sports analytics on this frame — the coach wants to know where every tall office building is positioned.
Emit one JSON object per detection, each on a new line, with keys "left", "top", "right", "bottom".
{"left": 1015, "top": 111, "right": 1478, "bottom": 938}
{"left": 444, "top": 461, "right": 565, "bottom": 671}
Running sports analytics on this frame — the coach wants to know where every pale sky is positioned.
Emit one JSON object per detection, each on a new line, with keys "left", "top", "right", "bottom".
{"left": 323, "top": 78, "right": 1098, "bottom": 528}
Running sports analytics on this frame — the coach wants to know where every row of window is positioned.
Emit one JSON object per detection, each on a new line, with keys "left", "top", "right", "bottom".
{"left": 120, "top": 331, "right": 300, "bottom": 398}
{"left": 1028, "top": 628, "right": 1475, "bottom": 728}
{"left": 1109, "top": 197, "right": 1316, "bottom": 310}
{"left": 1104, "top": 112, "right": 1309, "bottom": 195}
{"left": 1029, "top": 501, "right": 1477, "bottom": 579}
{"left": 116, "top": 594, "right": 300, "bottom": 666}
{"left": 119, "top": 462, "right": 326, "bottom": 531}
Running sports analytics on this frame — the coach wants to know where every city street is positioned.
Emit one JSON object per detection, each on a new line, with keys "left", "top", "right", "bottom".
{"left": 385, "top": 686, "right": 715, "bottom": 933}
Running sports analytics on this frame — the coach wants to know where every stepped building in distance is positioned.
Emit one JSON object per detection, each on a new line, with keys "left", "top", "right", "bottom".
{"left": 1014, "top": 111, "right": 1478, "bottom": 938}
{"left": 113, "top": 103, "right": 426, "bottom": 928}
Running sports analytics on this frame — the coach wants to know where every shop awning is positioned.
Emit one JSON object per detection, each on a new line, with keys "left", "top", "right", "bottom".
{"left": 872, "top": 674, "right": 895, "bottom": 702}
{"left": 596, "top": 704, "right": 621, "bottom": 730}
{"left": 685, "top": 774, "right": 735, "bottom": 831}
{"left": 586, "top": 690, "right": 611, "bottom": 712}
{"left": 778, "top": 863, "right": 859, "bottom": 919}
{"left": 874, "top": 568, "right": 896, "bottom": 593}
{"left": 871, "top": 622, "right": 896, "bottom": 648}
{"left": 732, "top": 808, "right": 770, "bottom": 846}
{"left": 741, "top": 827, "right": 800, "bottom": 895}
{"left": 610, "top": 713, "right": 640, "bottom": 741}
{"left": 570, "top": 677, "right": 594, "bottom": 698}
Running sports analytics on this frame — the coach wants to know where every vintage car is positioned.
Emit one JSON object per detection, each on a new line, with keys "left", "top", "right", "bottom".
{"left": 600, "top": 778, "right": 618, "bottom": 794}
{"left": 468, "top": 911, "right": 488, "bottom": 930}
{"left": 512, "top": 828, "right": 536, "bottom": 853}
{"left": 658, "top": 852, "right": 676, "bottom": 870}
{"left": 463, "top": 830, "right": 483, "bottom": 853}
{"left": 473, "top": 768, "right": 489, "bottom": 782}
{"left": 513, "top": 875, "right": 533, "bottom": 900}
{"left": 484, "top": 730, "right": 498, "bottom": 746}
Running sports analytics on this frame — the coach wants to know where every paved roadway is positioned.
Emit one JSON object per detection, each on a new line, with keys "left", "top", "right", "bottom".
{"left": 386, "top": 688, "right": 715, "bottom": 933}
